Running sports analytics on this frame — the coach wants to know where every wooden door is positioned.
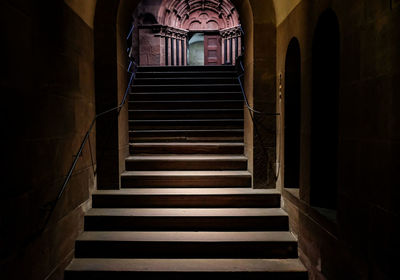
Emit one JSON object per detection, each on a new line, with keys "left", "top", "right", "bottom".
{"left": 204, "top": 35, "right": 221, "bottom": 65}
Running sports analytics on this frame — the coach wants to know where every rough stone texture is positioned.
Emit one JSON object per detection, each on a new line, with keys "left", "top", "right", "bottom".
{"left": 1, "top": 0, "right": 96, "bottom": 279}
{"left": 233, "top": 0, "right": 278, "bottom": 188}
{"left": 2, "top": 0, "right": 399, "bottom": 279}
{"left": 138, "top": 27, "right": 162, "bottom": 66}
{"left": 93, "top": 0, "right": 120, "bottom": 190}
{"left": 278, "top": 0, "right": 399, "bottom": 279}
{"left": 117, "top": 1, "right": 134, "bottom": 188}
{"left": 234, "top": 0, "right": 254, "bottom": 182}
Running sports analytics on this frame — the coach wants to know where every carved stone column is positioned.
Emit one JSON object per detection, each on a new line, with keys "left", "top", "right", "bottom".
{"left": 220, "top": 26, "right": 242, "bottom": 65}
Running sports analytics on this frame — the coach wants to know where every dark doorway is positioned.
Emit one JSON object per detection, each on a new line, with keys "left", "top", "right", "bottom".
{"left": 310, "top": 9, "right": 340, "bottom": 210}
{"left": 284, "top": 38, "right": 301, "bottom": 189}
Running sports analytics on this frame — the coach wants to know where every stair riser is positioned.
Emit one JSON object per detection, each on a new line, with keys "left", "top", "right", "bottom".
{"left": 131, "top": 137, "right": 244, "bottom": 143}
{"left": 129, "top": 110, "right": 243, "bottom": 120}
{"left": 75, "top": 242, "right": 298, "bottom": 259}
{"left": 129, "top": 101, "right": 243, "bottom": 110}
{"left": 136, "top": 71, "right": 238, "bottom": 78}
{"left": 65, "top": 271, "right": 308, "bottom": 280}
{"left": 132, "top": 85, "right": 240, "bottom": 93}
{"left": 134, "top": 78, "right": 238, "bottom": 85}
{"left": 129, "top": 130, "right": 243, "bottom": 140}
{"left": 92, "top": 195, "right": 281, "bottom": 208}
{"left": 130, "top": 123, "right": 243, "bottom": 130}
{"left": 130, "top": 93, "right": 242, "bottom": 101}
{"left": 137, "top": 66, "right": 236, "bottom": 72}
{"left": 125, "top": 160, "right": 247, "bottom": 171}
{"left": 84, "top": 216, "right": 289, "bottom": 231}
{"left": 121, "top": 176, "right": 251, "bottom": 188}
{"left": 130, "top": 145, "right": 244, "bottom": 155}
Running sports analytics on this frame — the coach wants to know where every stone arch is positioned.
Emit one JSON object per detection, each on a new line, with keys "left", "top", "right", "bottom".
{"left": 284, "top": 37, "right": 301, "bottom": 189}
{"left": 93, "top": 0, "right": 277, "bottom": 189}
{"left": 158, "top": 0, "right": 240, "bottom": 29}
{"left": 310, "top": 8, "right": 340, "bottom": 209}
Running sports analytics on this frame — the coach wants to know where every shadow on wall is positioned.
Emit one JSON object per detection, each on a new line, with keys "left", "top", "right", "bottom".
{"left": 310, "top": 9, "right": 340, "bottom": 210}
{"left": 284, "top": 37, "right": 301, "bottom": 190}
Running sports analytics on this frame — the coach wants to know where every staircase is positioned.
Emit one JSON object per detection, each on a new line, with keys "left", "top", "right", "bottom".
{"left": 65, "top": 66, "right": 307, "bottom": 279}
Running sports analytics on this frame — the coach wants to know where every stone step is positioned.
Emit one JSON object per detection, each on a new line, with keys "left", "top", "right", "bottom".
{"left": 129, "top": 100, "right": 243, "bottom": 110}
{"left": 137, "top": 65, "right": 236, "bottom": 72}
{"left": 84, "top": 208, "right": 288, "bottom": 231}
{"left": 132, "top": 84, "right": 240, "bottom": 93}
{"left": 129, "top": 109, "right": 243, "bottom": 120}
{"left": 131, "top": 136, "right": 244, "bottom": 143}
{"left": 120, "top": 170, "right": 252, "bottom": 188}
{"left": 129, "top": 119, "right": 244, "bottom": 130}
{"left": 129, "top": 129, "right": 244, "bottom": 142}
{"left": 65, "top": 258, "right": 308, "bottom": 280}
{"left": 74, "top": 231, "right": 298, "bottom": 259}
{"left": 136, "top": 70, "right": 237, "bottom": 78}
{"left": 129, "top": 142, "right": 244, "bottom": 155}
{"left": 125, "top": 155, "right": 247, "bottom": 171}
{"left": 130, "top": 92, "right": 242, "bottom": 101}
{"left": 92, "top": 188, "right": 281, "bottom": 208}
{"left": 134, "top": 77, "right": 238, "bottom": 85}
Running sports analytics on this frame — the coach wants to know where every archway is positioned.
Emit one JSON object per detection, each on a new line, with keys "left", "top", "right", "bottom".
{"left": 310, "top": 9, "right": 340, "bottom": 209}
{"left": 133, "top": 0, "right": 241, "bottom": 66}
{"left": 284, "top": 37, "right": 301, "bottom": 189}
{"left": 94, "top": 0, "right": 277, "bottom": 189}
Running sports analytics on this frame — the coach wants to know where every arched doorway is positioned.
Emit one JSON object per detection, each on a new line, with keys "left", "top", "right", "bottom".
{"left": 310, "top": 9, "right": 340, "bottom": 209}
{"left": 284, "top": 37, "right": 301, "bottom": 189}
{"left": 94, "top": 0, "right": 277, "bottom": 189}
{"left": 133, "top": 0, "right": 242, "bottom": 66}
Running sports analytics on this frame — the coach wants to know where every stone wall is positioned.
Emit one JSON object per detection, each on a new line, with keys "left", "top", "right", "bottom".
{"left": 0, "top": 0, "right": 96, "bottom": 279}
{"left": 2, "top": 1, "right": 398, "bottom": 279}
{"left": 277, "top": 0, "right": 399, "bottom": 279}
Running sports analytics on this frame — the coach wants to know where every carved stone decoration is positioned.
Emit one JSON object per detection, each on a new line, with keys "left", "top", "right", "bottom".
{"left": 134, "top": 0, "right": 241, "bottom": 66}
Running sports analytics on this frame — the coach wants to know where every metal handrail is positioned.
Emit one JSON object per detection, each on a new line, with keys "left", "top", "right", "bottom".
{"left": 237, "top": 60, "right": 280, "bottom": 117}
{"left": 40, "top": 24, "right": 137, "bottom": 233}
{"left": 235, "top": 29, "right": 281, "bottom": 182}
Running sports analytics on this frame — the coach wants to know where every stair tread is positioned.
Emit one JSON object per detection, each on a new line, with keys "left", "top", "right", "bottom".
{"left": 131, "top": 119, "right": 244, "bottom": 123}
{"left": 86, "top": 208, "right": 287, "bottom": 217}
{"left": 138, "top": 66, "right": 235, "bottom": 70}
{"left": 138, "top": 71, "right": 237, "bottom": 74}
{"left": 126, "top": 155, "right": 247, "bottom": 161}
{"left": 93, "top": 188, "right": 279, "bottom": 195}
{"left": 130, "top": 129, "right": 244, "bottom": 132}
{"left": 66, "top": 258, "right": 307, "bottom": 272}
{"left": 131, "top": 142, "right": 244, "bottom": 146}
{"left": 77, "top": 231, "right": 296, "bottom": 242}
{"left": 130, "top": 109, "right": 243, "bottom": 112}
{"left": 133, "top": 84, "right": 239, "bottom": 87}
{"left": 131, "top": 92, "right": 242, "bottom": 94}
{"left": 121, "top": 171, "right": 251, "bottom": 176}
{"left": 135, "top": 77, "right": 237, "bottom": 80}
{"left": 130, "top": 100, "right": 243, "bottom": 103}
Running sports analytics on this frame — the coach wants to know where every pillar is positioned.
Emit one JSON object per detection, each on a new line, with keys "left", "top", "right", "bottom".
{"left": 176, "top": 38, "right": 180, "bottom": 66}
{"left": 184, "top": 38, "right": 187, "bottom": 65}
